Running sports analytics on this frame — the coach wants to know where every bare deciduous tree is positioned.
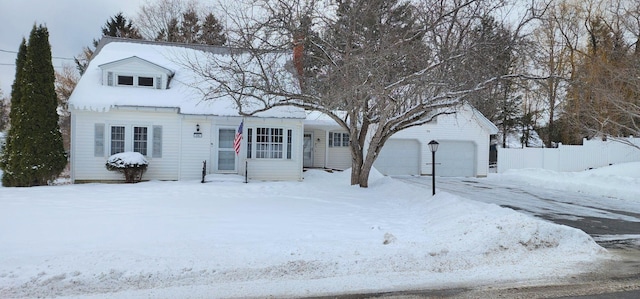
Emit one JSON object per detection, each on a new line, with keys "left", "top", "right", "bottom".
{"left": 529, "top": 0, "right": 578, "bottom": 147}
{"left": 136, "top": 0, "right": 199, "bottom": 41}
{"left": 136, "top": 0, "right": 227, "bottom": 45}
{"left": 561, "top": 0, "right": 640, "bottom": 148}
{"left": 55, "top": 64, "right": 79, "bottom": 153}
{"left": 186, "top": 0, "right": 541, "bottom": 187}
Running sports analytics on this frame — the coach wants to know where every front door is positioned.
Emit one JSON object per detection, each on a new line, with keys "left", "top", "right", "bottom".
{"left": 217, "top": 128, "right": 237, "bottom": 172}
{"left": 303, "top": 132, "right": 313, "bottom": 167}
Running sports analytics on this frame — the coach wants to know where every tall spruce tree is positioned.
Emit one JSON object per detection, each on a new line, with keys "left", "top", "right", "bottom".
{"left": 102, "top": 12, "right": 142, "bottom": 39}
{"left": 200, "top": 13, "right": 226, "bottom": 45}
{"left": 0, "top": 25, "right": 66, "bottom": 187}
{"left": 0, "top": 38, "right": 27, "bottom": 186}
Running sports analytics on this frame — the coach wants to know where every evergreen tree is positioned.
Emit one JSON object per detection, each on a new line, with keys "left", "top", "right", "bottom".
{"left": 200, "top": 13, "right": 227, "bottom": 45}
{"left": 166, "top": 18, "right": 181, "bottom": 42}
{"left": 76, "top": 13, "right": 141, "bottom": 75}
{"left": 0, "top": 25, "right": 66, "bottom": 187}
{"left": 0, "top": 38, "right": 27, "bottom": 185}
{"left": 102, "top": 12, "right": 142, "bottom": 39}
{"left": 0, "top": 93, "right": 8, "bottom": 131}
{"left": 180, "top": 9, "right": 200, "bottom": 43}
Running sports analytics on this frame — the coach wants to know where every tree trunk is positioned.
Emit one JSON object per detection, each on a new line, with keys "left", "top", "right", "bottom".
{"left": 357, "top": 156, "right": 375, "bottom": 188}
{"left": 350, "top": 146, "right": 363, "bottom": 186}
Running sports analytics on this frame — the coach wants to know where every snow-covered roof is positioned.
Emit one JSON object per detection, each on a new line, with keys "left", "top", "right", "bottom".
{"left": 69, "top": 38, "right": 305, "bottom": 119}
{"left": 305, "top": 103, "right": 499, "bottom": 134}
{"left": 304, "top": 110, "right": 345, "bottom": 129}
{"left": 466, "top": 103, "right": 499, "bottom": 134}
{"left": 98, "top": 56, "right": 175, "bottom": 76}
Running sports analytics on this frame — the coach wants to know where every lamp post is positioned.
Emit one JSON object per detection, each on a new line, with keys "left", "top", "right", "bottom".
{"left": 428, "top": 140, "right": 439, "bottom": 196}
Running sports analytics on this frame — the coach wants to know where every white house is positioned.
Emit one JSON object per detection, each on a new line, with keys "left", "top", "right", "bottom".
{"left": 69, "top": 37, "right": 305, "bottom": 183}
{"left": 304, "top": 104, "right": 499, "bottom": 177}
{"left": 69, "top": 37, "right": 498, "bottom": 183}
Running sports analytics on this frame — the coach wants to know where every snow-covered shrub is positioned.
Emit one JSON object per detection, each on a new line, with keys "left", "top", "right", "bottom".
{"left": 105, "top": 152, "right": 148, "bottom": 183}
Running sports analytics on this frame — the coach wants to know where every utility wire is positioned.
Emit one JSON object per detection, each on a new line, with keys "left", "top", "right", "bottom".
{"left": 0, "top": 48, "right": 74, "bottom": 60}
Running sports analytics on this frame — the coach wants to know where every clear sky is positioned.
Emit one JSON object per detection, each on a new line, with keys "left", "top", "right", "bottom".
{"left": 0, "top": 0, "right": 144, "bottom": 96}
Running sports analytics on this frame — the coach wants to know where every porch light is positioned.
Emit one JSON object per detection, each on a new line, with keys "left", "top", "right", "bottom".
{"left": 193, "top": 123, "right": 202, "bottom": 138}
{"left": 428, "top": 140, "right": 439, "bottom": 196}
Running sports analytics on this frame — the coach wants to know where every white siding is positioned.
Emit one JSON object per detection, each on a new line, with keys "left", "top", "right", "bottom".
{"left": 72, "top": 110, "right": 305, "bottom": 182}
{"left": 179, "top": 118, "right": 211, "bottom": 180}
{"left": 305, "top": 129, "right": 327, "bottom": 168}
{"left": 385, "top": 106, "right": 493, "bottom": 177}
{"left": 101, "top": 59, "right": 168, "bottom": 89}
{"left": 326, "top": 147, "right": 351, "bottom": 170}
{"left": 306, "top": 106, "right": 494, "bottom": 176}
{"left": 243, "top": 118, "right": 304, "bottom": 181}
{"left": 71, "top": 108, "right": 180, "bottom": 182}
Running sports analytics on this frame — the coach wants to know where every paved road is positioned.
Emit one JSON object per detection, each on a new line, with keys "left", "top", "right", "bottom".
{"left": 396, "top": 176, "right": 640, "bottom": 249}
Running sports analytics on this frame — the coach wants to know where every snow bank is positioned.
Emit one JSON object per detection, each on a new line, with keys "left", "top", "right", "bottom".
{"left": 0, "top": 170, "right": 607, "bottom": 298}
{"left": 498, "top": 162, "right": 640, "bottom": 201}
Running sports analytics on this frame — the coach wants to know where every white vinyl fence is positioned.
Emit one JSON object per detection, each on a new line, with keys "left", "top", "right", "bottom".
{"left": 497, "top": 137, "right": 640, "bottom": 173}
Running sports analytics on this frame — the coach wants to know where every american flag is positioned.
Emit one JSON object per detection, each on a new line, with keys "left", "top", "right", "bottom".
{"left": 233, "top": 121, "right": 243, "bottom": 155}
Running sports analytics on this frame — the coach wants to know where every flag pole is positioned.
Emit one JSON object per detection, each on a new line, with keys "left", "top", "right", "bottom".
{"left": 242, "top": 116, "right": 249, "bottom": 184}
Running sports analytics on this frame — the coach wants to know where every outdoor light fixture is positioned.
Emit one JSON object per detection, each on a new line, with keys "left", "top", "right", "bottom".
{"left": 428, "top": 140, "right": 439, "bottom": 196}
{"left": 193, "top": 123, "right": 202, "bottom": 138}
{"left": 428, "top": 140, "right": 439, "bottom": 153}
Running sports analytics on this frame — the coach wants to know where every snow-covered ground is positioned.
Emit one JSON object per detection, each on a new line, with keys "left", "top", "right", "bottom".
{"left": 496, "top": 162, "right": 640, "bottom": 202}
{"left": 0, "top": 166, "right": 619, "bottom": 298}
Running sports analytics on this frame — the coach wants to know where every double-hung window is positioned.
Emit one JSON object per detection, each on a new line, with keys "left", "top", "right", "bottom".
{"left": 104, "top": 125, "right": 159, "bottom": 157}
{"left": 110, "top": 126, "right": 125, "bottom": 155}
{"left": 133, "top": 127, "right": 148, "bottom": 155}
{"left": 115, "top": 75, "right": 155, "bottom": 88}
{"left": 329, "top": 132, "right": 350, "bottom": 147}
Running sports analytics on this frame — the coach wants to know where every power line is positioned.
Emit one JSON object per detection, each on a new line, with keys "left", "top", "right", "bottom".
{"left": 0, "top": 48, "right": 75, "bottom": 60}
{"left": 0, "top": 63, "right": 66, "bottom": 69}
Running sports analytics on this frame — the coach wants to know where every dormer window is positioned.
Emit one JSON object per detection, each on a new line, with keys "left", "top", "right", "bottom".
{"left": 138, "top": 77, "right": 154, "bottom": 87}
{"left": 117, "top": 75, "right": 134, "bottom": 86}
{"left": 115, "top": 74, "right": 155, "bottom": 88}
{"left": 100, "top": 56, "right": 174, "bottom": 90}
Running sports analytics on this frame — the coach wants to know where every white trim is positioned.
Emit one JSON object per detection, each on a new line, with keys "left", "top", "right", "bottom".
{"left": 99, "top": 56, "right": 174, "bottom": 75}
{"left": 115, "top": 73, "right": 158, "bottom": 89}
{"left": 106, "top": 123, "right": 154, "bottom": 157}
{"left": 303, "top": 132, "right": 314, "bottom": 167}
{"left": 213, "top": 126, "right": 239, "bottom": 173}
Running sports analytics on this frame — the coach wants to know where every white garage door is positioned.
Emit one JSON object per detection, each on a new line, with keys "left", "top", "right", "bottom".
{"left": 374, "top": 139, "right": 420, "bottom": 176}
{"left": 435, "top": 140, "right": 476, "bottom": 177}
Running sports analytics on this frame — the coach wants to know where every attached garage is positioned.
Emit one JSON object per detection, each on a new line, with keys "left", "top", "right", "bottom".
{"left": 374, "top": 139, "right": 477, "bottom": 177}
{"left": 374, "top": 139, "right": 421, "bottom": 175}
{"left": 306, "top": 104, "right": 498, "bottom": 177}
{"left": 368, "top": 105, "right": 498, "bottom": 178}
{"left": 435, "top": 140, "right": 476, "bottom": 177}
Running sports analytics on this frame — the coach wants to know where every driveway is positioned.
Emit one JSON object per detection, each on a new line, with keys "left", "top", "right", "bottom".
{"left": 396, "top": 176, "right": 640, "bottom": 249}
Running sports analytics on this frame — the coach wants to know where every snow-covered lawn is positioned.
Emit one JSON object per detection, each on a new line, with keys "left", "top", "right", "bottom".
{"left": 0, "top": 168, "right": 611, "bottom": 298}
